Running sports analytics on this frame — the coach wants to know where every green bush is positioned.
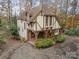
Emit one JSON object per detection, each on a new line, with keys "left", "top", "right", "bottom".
{"left": 0, "top": 36, "right": 6, "bottom": 44}
{"left": 56, "top": 35, "right": 65, "bottom": 42}
{"left": 10, "top": 25, "right": 17, "bottom": 36}
{"left": 65, "top": 28, "right": 79, "bottom": 36}
{"left": 0, "top": 39, "right": 6, "bottom": 44}
{"left": 35, "top": 38, "right": 55, "bottom": 48}
{"left": 10, "top": 16, "right": 17, "bottom": 37}
{"left": 0, "top": 24, "right": 2, "bottom": 27}
{"left": 0, "top": 20, "right": 3, "bottom": 27}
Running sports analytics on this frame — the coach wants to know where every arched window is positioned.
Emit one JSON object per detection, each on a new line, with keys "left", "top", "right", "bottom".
{"left": 24, "top": 23, "right": 26, "bottom": 29}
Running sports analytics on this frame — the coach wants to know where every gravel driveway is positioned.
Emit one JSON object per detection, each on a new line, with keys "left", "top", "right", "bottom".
{"left": 1, "top": 35, "right": 79, "bottom": 59}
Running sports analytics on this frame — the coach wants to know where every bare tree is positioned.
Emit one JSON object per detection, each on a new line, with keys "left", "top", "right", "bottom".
{"left": 0, "top": 0, "right": 8, "bottom": 16}
{"left": 19, "top": 0, "right": 32, "bottom": 12}
{"left": 71, "top": 0, "right": 78, "bottom": 15}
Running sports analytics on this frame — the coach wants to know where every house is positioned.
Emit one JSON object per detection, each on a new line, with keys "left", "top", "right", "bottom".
{"left": 17, "top": 5, "right": 61, "bottom": 41}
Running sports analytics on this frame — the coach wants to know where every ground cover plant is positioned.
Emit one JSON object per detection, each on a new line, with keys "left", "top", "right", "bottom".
{"left": 0, "top": 35, "right": 6, "bottom": 45}
{"left": 56, "top": 35, "right": 65, "bottom": 42}
{"left": 35, "top": 38, "right": 55, "bottom": 48}
{"left": 65, "top": 28, "right": 79, "bottom": 36}
{"left": 35, "top": 35, "right": 65, "bottom": 49}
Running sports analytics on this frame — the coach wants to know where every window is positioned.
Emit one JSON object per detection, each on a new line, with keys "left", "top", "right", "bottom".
{"left": 50, "top": 16, "right": 52, "bottom": 26}
{"left": 24, "top": 23, "right": 26, "bottom": 29}
{"left": 46, "top": 16, "right": 48, "bottom": 26}
{"left": 45, "top": 16, "right": 52, "bottom": 26}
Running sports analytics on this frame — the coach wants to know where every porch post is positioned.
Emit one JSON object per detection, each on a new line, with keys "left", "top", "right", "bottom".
{"left": 45, "top": 30, "right": 48, "bottom": 38}
{"left": 28, "top": 30, "right": 31, "bottom": 41}
{"left": 35, "top": 32, "right": 39, "bottom": 40}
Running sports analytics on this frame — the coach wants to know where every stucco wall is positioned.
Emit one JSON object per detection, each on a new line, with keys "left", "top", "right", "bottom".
{"left": 17, "top": 20, "right": 27, "bottom": 40}
{"left": 52, "top": 17, "right": 61, "bottom": 29}
{"left": 33, "top": 14, "right": 43, "bottom": 31}
{"left": 33, "top": 15, "right": 60, "bottom": 31}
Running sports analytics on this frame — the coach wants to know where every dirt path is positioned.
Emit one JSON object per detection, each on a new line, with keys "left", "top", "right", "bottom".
{"left": 0, "top": 35, "right": 79, "bottom": 59}
{"left": 0, "top": 39, "right": 22, "bottom": 59}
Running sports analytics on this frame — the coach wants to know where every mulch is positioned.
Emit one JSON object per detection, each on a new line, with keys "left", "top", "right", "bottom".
{"left": 0, "top": 44, "right": 6, "bottom": 55}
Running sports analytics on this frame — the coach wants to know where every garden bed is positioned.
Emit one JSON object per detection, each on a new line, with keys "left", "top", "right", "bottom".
{"left": 35, "top": 38, "right": 55, "bottom": 48}
{"left": 65, "top": 28, "right": 79, "bottom": 36}
{"left": 28, "top": 35, "right": 65, "bottom": 49}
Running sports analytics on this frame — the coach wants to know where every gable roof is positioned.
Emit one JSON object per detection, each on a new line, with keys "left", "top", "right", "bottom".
{"left": 20, "top": 4, "right": 58, "bottom": 21}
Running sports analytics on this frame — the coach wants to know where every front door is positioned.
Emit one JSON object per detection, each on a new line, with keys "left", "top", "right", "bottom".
{"left": 28, "top": 30, "right": 35, "bottom": 41}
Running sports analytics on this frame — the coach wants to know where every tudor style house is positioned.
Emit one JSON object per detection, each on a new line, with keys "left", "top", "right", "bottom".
{"left": 17, "top": 4, "right": 61, "bottom": 41}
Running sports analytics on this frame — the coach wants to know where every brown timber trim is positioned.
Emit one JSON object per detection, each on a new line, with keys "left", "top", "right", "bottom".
{"left": 37, "top": 22, "right": 42, "bottom": 30}
{"left": 44, "top": 30, "right": 48, "bottom": 38}
{"left": 36, "top": 17, "right": 37, "bottom": 31}
{"left": 28, "top": 30, "right": 32, "bottom": 41}
{"left": 34, "top": 32, "right": 39, "bottom": 40}
{"left": 53, "top": 17, "right": 57, "bottom": 27}
{"left": 43, "top": 16, "right": 44, "bottom": 28}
